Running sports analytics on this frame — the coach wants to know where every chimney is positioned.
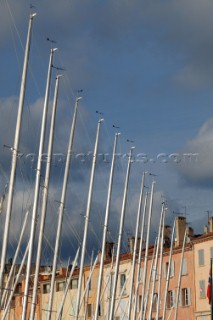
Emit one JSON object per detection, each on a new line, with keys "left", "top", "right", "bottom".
{"left": 164, "top": 225, "right": 171, "bottom": 248}
{"left": 175, "top": 216, "right": 186, "bottom": 247}
{"left": 128, "top": 237, "right": 140, "bottom": 254}
{"left": 204, "top": 225, "right": 208, "bottom": 234}
{"left": 209, "top": 217, "right": 213, "bottom": 232}
{"left": 104, "top": 242, "right": 114, "bottom": 260}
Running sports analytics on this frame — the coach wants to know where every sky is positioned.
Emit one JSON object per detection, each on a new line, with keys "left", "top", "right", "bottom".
{"left": 1, "top": 0, "right": 213, "bottom": 263}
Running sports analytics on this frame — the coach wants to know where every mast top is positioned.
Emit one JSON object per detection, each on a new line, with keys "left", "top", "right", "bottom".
{"left": 30, "top": 13, "right": 37, "bottom": 18}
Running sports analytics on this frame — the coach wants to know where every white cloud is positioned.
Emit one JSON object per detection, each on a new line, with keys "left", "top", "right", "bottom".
{"left": 175, "top": 117, "right": 213, "bottom": 186}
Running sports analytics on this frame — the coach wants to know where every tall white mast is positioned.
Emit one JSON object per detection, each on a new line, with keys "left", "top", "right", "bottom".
{"left": 1, "top": 210, "right": 29, "bottom": 307}
{"left": 0, "top": 13, "right": 36, "bottom": 301}
{"left": 139, "top": 181, "right": 155, "bottom": 320}
{"left": 46, "top": 96, "right": 82, "bottom": 320}
{"left": 156, "top": 207, "right": 166, "bottom": 320}
{"left": 147, "top": 203, "right": 165, "bottom": 320}
{"left": 142, "top": 238, "right": 157, "bottom": 320}
{"left": 75, "top": 118, "right": 104, "bottom": 320}
{"left": 174, "top": 228, "right": 187, "bottom": 320}
{"left": 56, "top": 248, "right": 80, "bottom": 320}
{"left": 21, "top": 47, "right": 56, "bottom": 320}
{"left": 2, "top": 242, "right": 29, "bottom": 320}
{"left": 127, "top": 172, "right": 145, "bottom": 319}
{"left": 94, "top": 132, "right": 120, "bottom": 320}
{"left": 162, "top": 220, "right": 175, "bottom": 320}
{"left": 107, "top": 245, "right": 115, "bottom": 318}
{"left": 30, "top": 75, "right": 61, "bottom": 320}
{"left": 132, "top": 191, "right": 148, "bottom": 320}
{"left": 108, "top": 146, "right": 134, "bottom": 320}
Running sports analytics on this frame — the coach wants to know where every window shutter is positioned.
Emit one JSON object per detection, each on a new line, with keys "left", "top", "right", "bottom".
{"left": 179, "top": 289, "right": 182, "bottom": 306}
{"left": 187, "top": 288, "right": 191, "bottom": 305}
{"left": 198, "top": 249, "right": 204, "bottom": 266}
{"left": 182, "top": 258, "right": 187, "bottom": 275}
{"left": 139, "top": 268, "right": 143, "bottom": 281}
{"left": 173, "top": 290, "right": 176, "bottom": 307}
{"left": 171, "top": 260, "right": 175, "bottom": 277}
{"left": 164, "top": 263, "right": 167, "bottom": 278}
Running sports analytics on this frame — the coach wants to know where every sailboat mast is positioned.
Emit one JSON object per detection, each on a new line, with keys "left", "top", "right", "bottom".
{"left": 174, "top": 228, "right": 187, "bottom": 320}
{"left": 21, "top": 47, "right": 56, "bottom": 320}
{"left": 1, "top": 210, "right": 29, "bottom": 308}
{"left": 162, "top": 220, "right": 175, "bottom": 320}
{"left": 0, "top": 13, "right": 36, "bottom": 302}
{"left": 139, "top": 180, "right": 155, "bottom": 320}
{"left": 46, "top": 96, "right": 82, "bottom": 320}
{"left": 56, "top": 248, "right": 80, "bottom": 320}
{"left": 30, "top": 75, "right": 61, "bottom": 320}
{"left": 108, "top": 146, "right": 134, "bottom": 320}
{"left": 127, "top": 172, "right": 145, "bottom": 319}
{"left": 147, "top": 203, "right": 165, "bottom": 320}
{"left": 94, "top": 132, "right": 120, "bottom": 320}
{"left": 142, "top": 238, "right": 157, "bottom": 320}
{"left": 75, "top": 118, "right": 104, "bottom": 320}
{"left": 132, "top": 191, "right": 148, "bottom": 320}
{"left": 156, "top": 207, "right": 166, "bottom": 319}
{"left": 2, "top": 242, "right": 29, "bottom": 320}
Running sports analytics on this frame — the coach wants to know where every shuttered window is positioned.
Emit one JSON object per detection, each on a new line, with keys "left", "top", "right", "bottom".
{"left": 198, "top": 249, "right": 205, "bottom": 266}
{"left": 182, "top": 258, "right": 187, "bottom": 275}
{"left": 199, "top": 280, "right": 206, "bottom": 298}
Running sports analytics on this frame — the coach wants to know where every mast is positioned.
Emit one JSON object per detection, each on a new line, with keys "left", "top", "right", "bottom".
{"left": 139, "top": 181, "right": 155, "bottom": 320}
{"left": 156, "top": 207, "right": 166, "bottom": 320}
{"left": 21, "top": 47, "right": 56, "bottom": 320}
{"left": 147, "top": 203, "right": 165, "bottom": 320}
{"left": 162, "top": 220, "right": 175, "bottom": 320}
{"left": 1, "top": 210, "right": 29, "bottom": 307}
{"left": 94, "top": 132, "right": 120, "bottom": 320}
{"left": 107, "top": 245, "right": 115, "bottom": 318}
{"left": 30, "top": 75, "right": 61, "bottom": 320}
{"left": 79, "top": 255, "right": 99, "bottom": 312}
{"left": 127, "top": 172, "right": 145, "bottom": 319}
{"left": 108, "top": 146, "right": 134, "bottom": 320}
{"left": 46, "top": 96, "right": 82, "bottom": 320}
{"left": 142, "top": 238, "right": 157, "bottom": 320}
{"left": 2, "top": 242, "right": 29, "bottom": 320}
{"left": 56, "top": 248, "right": 80, "bottom": 320}
{"left": 84, "top": 252, "right": 94, "bottom": 320}
{"left": 174, "top": 228, "right": 187, "bottom": 320}
{"left": 132, "top": 191, "right": 148, "bottom": 320}
{"left": 0, "top": 13, "right": 36, "bottom": 301}
{"left": 75, "top": 118, "right": 104, "bottom": 320}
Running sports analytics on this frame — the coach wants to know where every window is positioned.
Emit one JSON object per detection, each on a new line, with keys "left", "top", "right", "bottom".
{"left": 43, "top": 283, "right": 50, "bottom": 294}
{"left": 180, "top": 288, "right": 191, "bottom": 306}
{"left": 199, "top": 280, "right": 206, "bottom": 298}
{"left": 139, "top": 268, "right": 143, "bottom": 281}
{"left": 152, "top": 293, "right": 158, "bottom": 311}
{"left": 164, "top": 260, "right": 174, "bottom": 278}
{"left": 56, "top": 281, "right": 65, "bottom": 292}
{"left": 70, "top": 298, "right": 77, "bottom": 316}
{"left": 210, "top": 247, "right": 213, "bottom": 259}
{"left": 120, "top": 273, "right": 126, "bottom": 295}
{"left": 15, "top": 283, "right": 22, "bottom": 294}
{"left": 167, "top": 290, "right": 175, "bottom": 308}
{"left": 198, "top": 249, "right": 205, "bottom": 266}
{"left": 70, "top": 278, "right": 78, "bottom": 289}
{"left": 87, "top": 304, "right": 92, "bottom": 318}
{"left": 98, "top": 303, "right": 103, "bottom": 316}
{"left": 182, "top": 258, "right": 187, "bottom": 275}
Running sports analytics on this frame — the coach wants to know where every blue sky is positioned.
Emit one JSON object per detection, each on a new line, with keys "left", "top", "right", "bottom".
{"left": 1, "top": 0, "right": 213, "bottom": 261}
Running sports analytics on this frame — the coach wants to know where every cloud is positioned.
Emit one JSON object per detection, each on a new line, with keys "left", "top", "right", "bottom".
{"left": 174, "top": 117, "right": 213, "bottom": 187}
